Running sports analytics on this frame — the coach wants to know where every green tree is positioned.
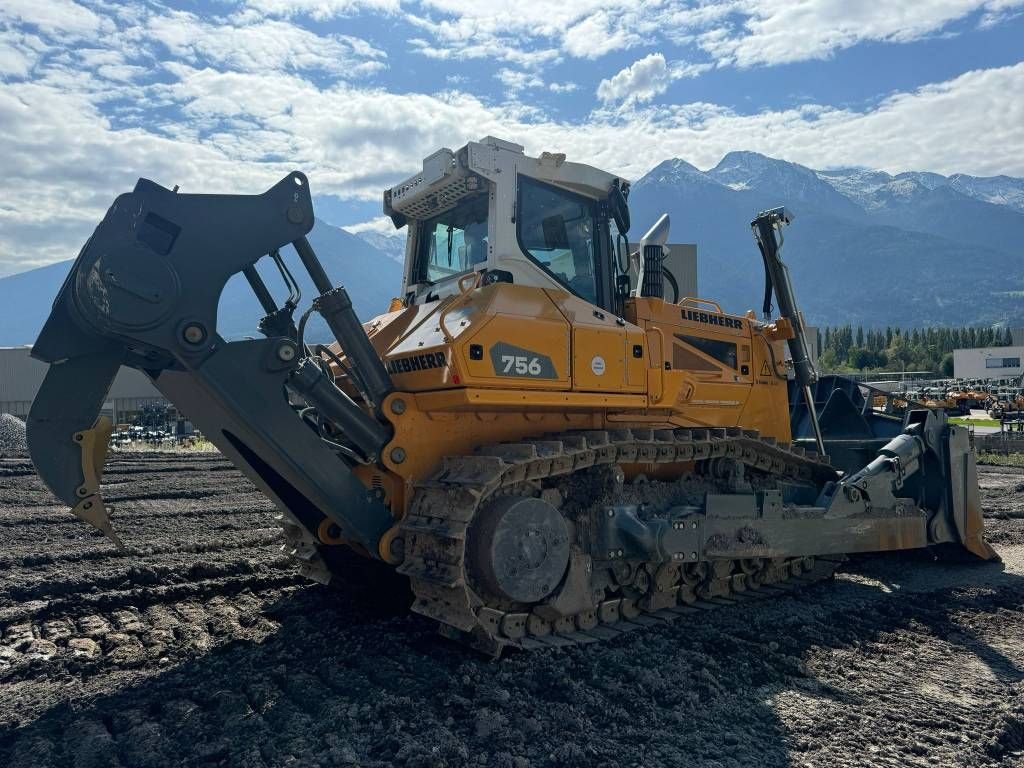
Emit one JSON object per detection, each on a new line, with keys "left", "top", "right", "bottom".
{"left": 819, "top": 349, "right": 839, "bottom": 371}
{"left": 888, "top": 333, "right": 914, "bottom": 369}
{"left": 848, "top": 347, "right": 873, "bottom": 370}
{"left": 941, "top": 353, "right": 954, "bottom": 377}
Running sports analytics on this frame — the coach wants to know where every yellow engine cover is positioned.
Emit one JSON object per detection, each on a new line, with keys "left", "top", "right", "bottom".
{"left": 333, "top": 284, "right": 797, "bottom": 506}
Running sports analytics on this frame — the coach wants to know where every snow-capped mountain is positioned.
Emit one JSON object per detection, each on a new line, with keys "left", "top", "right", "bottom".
{"left": 948, "top": 174, "right": 1024, "bottom": 213}
{"left": 708, "top": 152, "right": 864, "bottom": 219}
{"left": 627, "top": 151, "right": 1024, "bottom": 328}
{"left": 815, "top": 169, "right": 934, "bottom": 211}
{"left": 817, "top": 166, "right": 1024, "bottom": 212}
{"left": 640, "top": 158, "right": 713, "bottom": 186}
{"left": 353, "top": 230, "right": 406, "bottom": 263}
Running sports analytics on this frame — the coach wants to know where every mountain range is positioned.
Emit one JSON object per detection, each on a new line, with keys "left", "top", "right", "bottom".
{"left": 626, "top": 153, "right": 1024, "bottom": 328}
{"left": 0, "top": 153, "right": 1021, "bottom": 346}
{"left": 0, "top": 221, "right": 403, "bottom": 347}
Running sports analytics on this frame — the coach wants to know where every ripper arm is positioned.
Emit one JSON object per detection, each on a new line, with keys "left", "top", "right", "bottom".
{"left": 28, "top": 173, "right": 397, "bottom": 558}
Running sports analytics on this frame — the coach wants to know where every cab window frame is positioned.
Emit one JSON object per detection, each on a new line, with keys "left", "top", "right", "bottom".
{"left": 413, "top": 192, "right": 490, "bottom": 287}
{"left": 515, "top": 175, "right": 611, "bottom": 310}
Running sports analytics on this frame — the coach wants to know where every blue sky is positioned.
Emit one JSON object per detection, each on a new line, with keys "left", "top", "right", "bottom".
{"left": 1, "top": 0, "right": 1023, "bottom": 275}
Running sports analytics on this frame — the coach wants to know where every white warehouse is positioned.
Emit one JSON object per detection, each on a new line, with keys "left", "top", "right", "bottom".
{"left": 0, "top": 346, "right": 165, "bottom": 423}
{"left": 953, "top": 346, "right": 1024, "bottom": 380}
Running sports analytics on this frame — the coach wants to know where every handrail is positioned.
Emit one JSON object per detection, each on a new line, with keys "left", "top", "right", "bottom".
{"left": 438, "top": 271, "right": 482, "bottom": 343}
{"left": 678, "top": 296, "right": 724, "bottom": 313}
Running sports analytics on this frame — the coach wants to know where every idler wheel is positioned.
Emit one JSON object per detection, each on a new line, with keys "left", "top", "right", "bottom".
{"left": 469, "top": 495, "right": 570, "bottom": 604}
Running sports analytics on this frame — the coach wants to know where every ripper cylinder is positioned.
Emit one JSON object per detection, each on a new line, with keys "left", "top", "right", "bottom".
{"left": 290, "top": 358, "right": 392, "bottom": 462}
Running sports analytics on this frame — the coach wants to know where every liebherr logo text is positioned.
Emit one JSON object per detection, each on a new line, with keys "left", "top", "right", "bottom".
{"left": 683, "top": 310, "right": 743, "bottom": 330}
{"left": 385, "top": 352, "right": 445, "bottom": 374}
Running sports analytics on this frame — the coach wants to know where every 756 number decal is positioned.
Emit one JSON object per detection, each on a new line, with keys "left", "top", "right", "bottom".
{"left": 489, "top": 342, "right": 556, "bottom": 379}
{"left": 501, "top": 355, "right": 543, "bottom": 376}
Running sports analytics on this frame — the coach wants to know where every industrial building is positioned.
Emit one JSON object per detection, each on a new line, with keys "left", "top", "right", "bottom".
{"left": 953, "top": 345, "right": 1024, "bottom": 380}
{"left": 0, "top": 346, "right": 168, "bottom": 424}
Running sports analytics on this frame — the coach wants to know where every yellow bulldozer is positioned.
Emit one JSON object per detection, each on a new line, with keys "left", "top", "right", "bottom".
{"left": 27, "top": 137, "right": 995, "bottom": 654}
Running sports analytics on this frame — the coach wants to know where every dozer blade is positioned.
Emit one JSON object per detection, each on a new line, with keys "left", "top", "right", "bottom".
{"left": 947, "top": 425, "right": 999, "bottom": 562}
{"left": 27, "top": 344, "right": 124, "bottom": 547}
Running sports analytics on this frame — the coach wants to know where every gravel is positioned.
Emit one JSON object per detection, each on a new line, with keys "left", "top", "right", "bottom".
{"left": 1, "top": 454, "right": 1023, "bottom": 767}
{"left": 0, "top": 415, "right": 27, "bottom": 457}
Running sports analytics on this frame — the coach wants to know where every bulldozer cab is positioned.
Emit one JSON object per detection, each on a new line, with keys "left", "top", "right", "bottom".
{"left": 386, "top": 136, "right": 623, "bottom": 313}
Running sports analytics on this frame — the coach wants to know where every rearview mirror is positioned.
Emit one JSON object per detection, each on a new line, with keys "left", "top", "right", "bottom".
{"left": 616, "top": 273, "right": 631, "bottom": 299}
{"left": 608, "top": 182, "right": 630, "bottom": 235}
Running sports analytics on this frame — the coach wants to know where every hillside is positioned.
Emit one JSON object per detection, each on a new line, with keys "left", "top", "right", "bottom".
{"left": 627, "top": 155, "right": 1024, "bottom": 328}
{"left": 352, "top": 230, "right": 406, "bottom": 262}
{"left": 2, "top": 155, "right": 1021, "bottom": 339}
{"left": 0, "top": 219, "right": 402, "bottom": 347}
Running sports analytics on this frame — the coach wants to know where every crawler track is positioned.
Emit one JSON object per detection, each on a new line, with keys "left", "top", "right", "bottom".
{"left": 398, "top": 427, "right": 841, "bottom": 652}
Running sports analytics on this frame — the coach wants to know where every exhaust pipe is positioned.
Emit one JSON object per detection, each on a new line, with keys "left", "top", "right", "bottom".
{"left": 635, "top": 214, "right": 670, "bottom": 299}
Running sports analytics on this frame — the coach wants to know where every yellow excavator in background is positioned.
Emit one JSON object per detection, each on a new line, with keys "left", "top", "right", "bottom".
{"left": 27, "top": 136, "right": 995, "bottom": 654}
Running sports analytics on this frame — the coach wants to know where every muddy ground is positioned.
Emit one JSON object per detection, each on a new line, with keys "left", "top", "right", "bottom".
{"left": 1, "top": 454, "right": 1023, "bottom": 768}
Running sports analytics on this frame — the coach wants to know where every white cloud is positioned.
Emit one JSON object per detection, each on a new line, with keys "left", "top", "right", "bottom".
{"left": 140, "top": 11, "right": 386, "bottom": 76}
{"left": 343, "top": 216, "right": 399, "bottom": 235}
{"left": 562, "top": 11, "right": 644, "bottom": 59}
{"left": 407, "top": 0, "right": 1024, "bottom": 74}
{"left": 549, "top": 82, "right": 578, "bottom": 93}
{"left": 699, "top": 0, "right": 1024, "bottom": 68}
{"left": 1, "top": 0, "right": 104, "bottom": 36}
{"left": 0, "top": 30, "right": 44, "bottom": 77}
{"left": 406, "top": 34, "right": 560, "bottom": 69}
{"left": 406, "top": 0, "right": 641, "bottom": 66}
{"left": 596, "top": 53, "right": 709, "bottom": 104}
{"left": 495, "top": 68, "right": 544, "bottom": 92}
{"left": 597, "top": 53, "right": 672, "bottom": 104}
{"left": 978, "top": 0, "right": 1024, "bottom": 26}
{"left": 244, "top": 0, "right": 400, "bottom": 20}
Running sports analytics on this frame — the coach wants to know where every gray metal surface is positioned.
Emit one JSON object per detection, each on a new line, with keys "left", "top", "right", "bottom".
{"left": 27, "top": 346, "right": 122, "bottom": 505}
{"left": 469, "top": 495, "right": 570, "bottom": 603}
{"left": 752, "top": 208, "right": 825, "bottom": 456}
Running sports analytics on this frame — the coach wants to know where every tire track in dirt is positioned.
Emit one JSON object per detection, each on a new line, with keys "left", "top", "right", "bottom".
{"left": 0, "top": 453, "right": 305, "bottom": 700}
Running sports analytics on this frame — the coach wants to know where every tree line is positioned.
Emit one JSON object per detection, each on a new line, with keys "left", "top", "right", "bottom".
{"left": 815, "top": 325, "right": 1015, "bottom": 376}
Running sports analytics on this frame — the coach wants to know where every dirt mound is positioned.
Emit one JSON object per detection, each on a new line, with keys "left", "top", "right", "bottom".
{"left": 0, "top": 415, "right": 27, "bottom": 457}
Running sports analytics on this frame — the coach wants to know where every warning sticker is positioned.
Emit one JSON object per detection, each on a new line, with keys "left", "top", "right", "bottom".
{"left": 760, "top": 360, "right": 772, "bottom": 377}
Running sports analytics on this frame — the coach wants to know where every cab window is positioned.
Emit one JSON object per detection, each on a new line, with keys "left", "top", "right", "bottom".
{"left": 416, "top": 193, "right": 489, "bottom": 284}
{"left": 517, "top": 176, "right": 598, "bottom": 304}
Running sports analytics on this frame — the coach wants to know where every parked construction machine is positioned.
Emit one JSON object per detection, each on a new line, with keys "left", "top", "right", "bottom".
{"left": 28, "top": 137, "right": 996, "bottom": 653}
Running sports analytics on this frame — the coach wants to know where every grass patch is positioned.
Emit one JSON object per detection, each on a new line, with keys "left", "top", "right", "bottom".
{"left": 112, "top": 439, "right": 219, "bottom": 454}
{"left": 950, "top": 417, "right": 1001, "bottom": 428}
{"left": 977, "top": 451, "right": 1024, "bottom": 466}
